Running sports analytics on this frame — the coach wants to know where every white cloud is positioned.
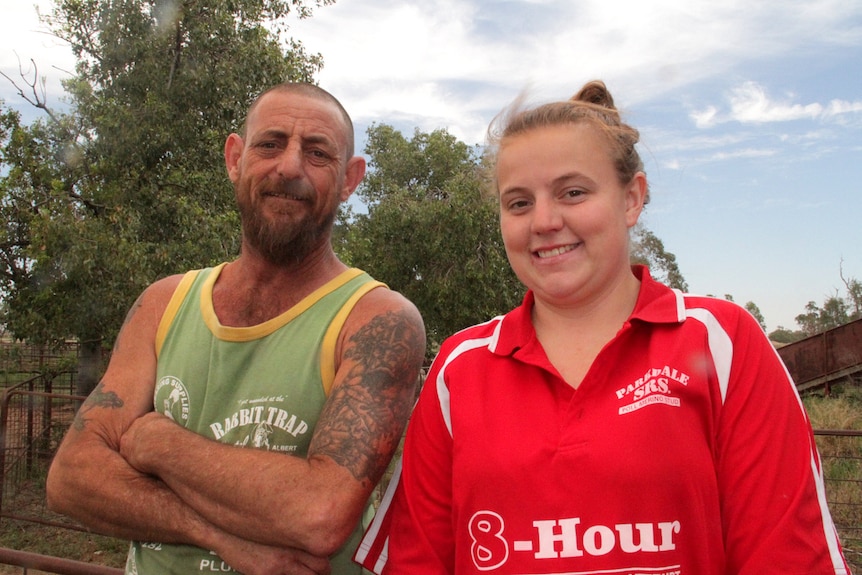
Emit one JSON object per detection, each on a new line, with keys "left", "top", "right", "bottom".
{"left": 729, "top": 83, "right": 823, "bottom": 123}
{"left": 826, "top": 99, "right": 862, "bottom": 116}
{"left": 707, "top": 148, "right": 777, "bottom": 161}
{"left": 691, "top": 106, "right": 720, "bottom": 129}
{"left": 691, "top": 82, "right": 862, "bottom": 128}
{"left": 289, "top": 0, "right": 862, "bottom": 145}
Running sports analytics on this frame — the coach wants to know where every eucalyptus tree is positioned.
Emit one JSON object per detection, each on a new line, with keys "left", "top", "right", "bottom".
{"left": 340, "top": 124, "right": 689, "bottom": 357}
{"left": 341, "top": 125, "right": 523, "bottom": 355}
{"left": 1, "top": 0, "right": 331, "bottom": 393}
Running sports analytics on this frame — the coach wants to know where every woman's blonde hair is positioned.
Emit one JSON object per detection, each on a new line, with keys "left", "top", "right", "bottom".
{"left": 486, "top": 80, "right": 648, "bottom": 204}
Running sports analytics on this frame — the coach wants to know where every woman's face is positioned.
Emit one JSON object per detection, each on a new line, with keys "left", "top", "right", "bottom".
{"left": 496, "top": 122, "right": 646, "bottom": 308}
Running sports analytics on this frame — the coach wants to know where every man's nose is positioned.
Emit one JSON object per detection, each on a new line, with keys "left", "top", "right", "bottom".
{"left": 276, "top": 144, "right": 303, "bottom": 178}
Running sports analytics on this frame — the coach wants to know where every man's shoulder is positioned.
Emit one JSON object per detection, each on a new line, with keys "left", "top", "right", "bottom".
{"left": 342, "top": 284, "right": 426, "bottom": 353}
{"left": 352, "top": 283, "right": 422, "bottom": 322}
{"left": 145, "top": 272, "right": 198, "bottom": 306}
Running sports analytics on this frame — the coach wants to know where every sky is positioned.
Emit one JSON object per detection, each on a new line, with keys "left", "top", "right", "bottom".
{"left": 2, "top": 0, "right": 862, "bottom": 332}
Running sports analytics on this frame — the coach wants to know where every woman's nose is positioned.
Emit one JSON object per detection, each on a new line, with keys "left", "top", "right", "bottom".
{"left": 531, "top": 196, "right": 563, "bottom": 234}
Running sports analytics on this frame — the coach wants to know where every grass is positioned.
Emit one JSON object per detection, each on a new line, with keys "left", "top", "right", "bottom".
{"left": 803, "top": 382, "right": 862, "bottom": 571}
{"left": 0, "top": 472, "right": 127, "bottom": 572}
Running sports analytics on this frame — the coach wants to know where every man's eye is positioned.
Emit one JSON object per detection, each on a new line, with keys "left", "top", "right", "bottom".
{"left": 307, "top": 149, "right": 332, "bottom": 164}
{"left": 507, "top": 199, "right": 530, "bottom": 211}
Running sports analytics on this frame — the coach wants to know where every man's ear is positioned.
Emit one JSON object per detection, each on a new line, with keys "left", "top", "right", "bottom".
{"left": 224, "top": 133, "right": 244, "bottom": 184}
{"left": 340, "top": 156, "right": 367, "bottom": 202}
{"left": 625, "top": 172, "right": 648, "bottom": 228}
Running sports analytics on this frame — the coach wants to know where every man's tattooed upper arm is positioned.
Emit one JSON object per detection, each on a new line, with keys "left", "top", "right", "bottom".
{"left": 310, "top": 309, "right": 424, "bottom": 485}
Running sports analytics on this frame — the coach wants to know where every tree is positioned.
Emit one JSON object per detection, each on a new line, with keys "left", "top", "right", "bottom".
{"left": 768, "top": 326, "right": 801, "bottom": 345}
{"left": 840, "top": 262, "right": 861, "bottom": 319}
{"left": 340, "top": 125, "right": 522, "bottom": 354}
{"left": 630, "top": 224, "right": 688, "bottom": 291}
{"left": 1, "top": 0, "right": 330, "bottom": 393}
{"left": 789, "top": 264, "right": 861, "bottom": 339}
{"left": 340, "top": 124, "right": 689, "bottom": 356}
{"left": 795, "top": 296, "right": 851, "bottom": 337}
{"left": 744, "top": 301, "right": 767, "bottom": 332}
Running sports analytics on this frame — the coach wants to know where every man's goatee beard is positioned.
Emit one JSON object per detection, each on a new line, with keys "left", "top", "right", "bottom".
{"left": 241, "top": 208, "right": 336, "bottom": 267}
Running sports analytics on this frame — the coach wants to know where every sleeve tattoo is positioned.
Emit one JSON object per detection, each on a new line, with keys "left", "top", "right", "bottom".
{"left": 310, "top": 309, "right": 423, "bottom": 485}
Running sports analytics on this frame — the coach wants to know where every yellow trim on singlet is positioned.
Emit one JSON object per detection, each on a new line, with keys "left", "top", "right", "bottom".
{"left": 199, "top": 266, "right": 366, "bottom": 342}
{"left": 155, "top": 269, "right": 202, "bottom": 358}
{"left": 320, "top": 280, "right": 386, "bottom": 396}
{"left": 154, "top": 264, "right": 385, "bottom": 397}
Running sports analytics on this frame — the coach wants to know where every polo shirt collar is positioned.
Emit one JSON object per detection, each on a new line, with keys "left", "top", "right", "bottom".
{"left": 491, "top": 265, "right": 686, "bottom": 358}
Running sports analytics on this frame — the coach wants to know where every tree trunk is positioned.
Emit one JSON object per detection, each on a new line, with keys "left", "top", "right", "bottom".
{"left": 76, "top": 339, "right": 103, "bottom": 397}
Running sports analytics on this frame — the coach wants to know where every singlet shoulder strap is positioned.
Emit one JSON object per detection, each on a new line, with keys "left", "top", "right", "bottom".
{"left": 155, "top": 269, "right": 202, "bottom": 358}
{"left": 320, "top": 280, "right": 387, "bottom": 397}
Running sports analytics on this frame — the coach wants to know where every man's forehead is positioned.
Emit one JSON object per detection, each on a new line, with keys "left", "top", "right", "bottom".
{"left": 247, "top": 92, "right": 346, "bottom": 135}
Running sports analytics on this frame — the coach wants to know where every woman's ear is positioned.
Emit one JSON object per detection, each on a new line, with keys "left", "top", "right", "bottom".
{"left": 624, "top": 172, "right": 648, "bottom": 228}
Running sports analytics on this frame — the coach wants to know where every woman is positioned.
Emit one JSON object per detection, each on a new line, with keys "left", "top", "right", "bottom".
{"left": 355, "top": 81, "right": 850, "bottom": 575}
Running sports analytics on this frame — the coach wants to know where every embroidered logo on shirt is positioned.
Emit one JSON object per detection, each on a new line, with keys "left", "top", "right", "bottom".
{"left": 615, "top": 365, "right": 690, "bottom": 415}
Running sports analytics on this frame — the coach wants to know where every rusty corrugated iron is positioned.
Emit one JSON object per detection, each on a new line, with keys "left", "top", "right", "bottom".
{"left": 776, "top": 318, "right": 862, "bottom": 391}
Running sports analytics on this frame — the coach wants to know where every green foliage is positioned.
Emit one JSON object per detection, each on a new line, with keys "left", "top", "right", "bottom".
{"left": 1, "top": 0, "right": 328, "bottom": 353}
{"left": 630, "top": 224, "right": 688, "bottom": 291}
{"left": 767, "top": 266, "right": 861, "bottom": 342}
{"left": 768, "top": 326, "right": 804, "bottom": 344}
{"left": 342, "top": 125, "right": 522, "bottom": 354}
{"left": 785, "top": 265, "right": 861, "bottom": 339}
{"left": 744, "top": 301, "right": 767, "bottom": 331}
{"left": 340, "top": 124, "right": 689, "bottom": 356}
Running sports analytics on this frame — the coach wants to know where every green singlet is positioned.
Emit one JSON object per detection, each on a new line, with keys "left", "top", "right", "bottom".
{"left": 125, "top": 264, "right": 383, "bottom": 575}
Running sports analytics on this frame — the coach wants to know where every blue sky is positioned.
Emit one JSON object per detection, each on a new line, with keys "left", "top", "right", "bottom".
{"left": 3, "top": 0, "right": 861, "bottom": 331}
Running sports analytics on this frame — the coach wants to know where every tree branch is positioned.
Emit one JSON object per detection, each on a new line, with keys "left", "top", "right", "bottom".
{"left": 0, "top": 55, "right": 57, "bottom": 122}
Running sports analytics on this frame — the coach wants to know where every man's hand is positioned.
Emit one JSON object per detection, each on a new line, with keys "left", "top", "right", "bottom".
{"left": 215, "top": 535, "right": 332, "bottom": 575}
{"left": 120, "top": 411, "right": 176, "bottom": 474}
{"left": 122, "top": 412, "right": 332, "bottom": 575}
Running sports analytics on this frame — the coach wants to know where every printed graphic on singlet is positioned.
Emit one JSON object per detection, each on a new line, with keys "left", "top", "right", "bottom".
{"left": 201, "top": 550, "right": 235, "bottom": 572}
{"left": 614, "top": 365, "right": 690, "bottom": 415}
{"left": 154, "top": 376, "right": 190, "bottom": 424}
{"left": 208, "top": 395, "right": 310, "bottom": 452}
{"left": 131, "top": 542, "right": 241, "bottom": 574}
{"left": 468, "top": 510, "right": 682, "bottom": 573}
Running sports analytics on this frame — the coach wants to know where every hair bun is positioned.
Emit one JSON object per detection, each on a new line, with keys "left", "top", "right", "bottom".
{"left": 573, "top": 80, "right": 615, "bottom": 110}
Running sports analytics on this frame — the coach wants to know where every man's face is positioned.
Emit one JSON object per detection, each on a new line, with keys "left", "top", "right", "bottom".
{"left": 225, "top": 91, "right": 361, "bottom": 266}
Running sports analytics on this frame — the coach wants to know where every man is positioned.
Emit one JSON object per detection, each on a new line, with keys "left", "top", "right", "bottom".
{"left": 46, "top": 83, "right": 426, "bottom": 575}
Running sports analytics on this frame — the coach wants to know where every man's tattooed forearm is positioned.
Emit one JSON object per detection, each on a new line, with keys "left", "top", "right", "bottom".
{"left": 73, "top": 381, "right": 124, "bottom": 430}
{"left": 311, "top": 310, "right": 424, "bottom": 484}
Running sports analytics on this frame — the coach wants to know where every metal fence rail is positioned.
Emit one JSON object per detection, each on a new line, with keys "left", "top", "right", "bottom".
{"left": 0, "top": 375, "right": 83, "bottom": 529}
{"left": 815, "top": 428, "right": 862, "bottom": 571}
{"left": 0, "top": 547, "right": 123, "bottom": 575}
